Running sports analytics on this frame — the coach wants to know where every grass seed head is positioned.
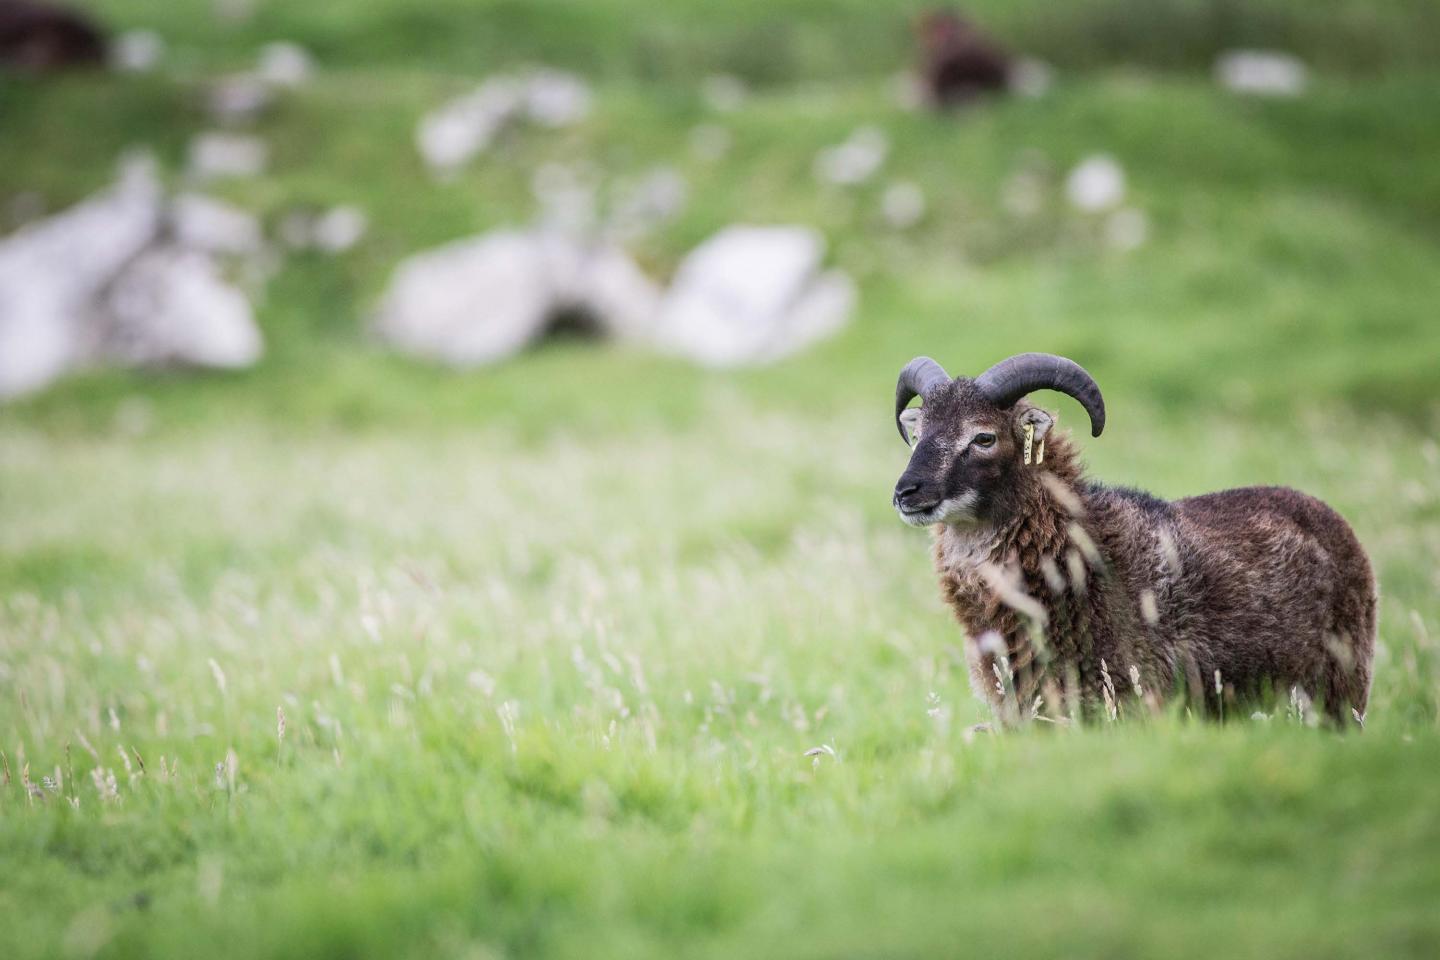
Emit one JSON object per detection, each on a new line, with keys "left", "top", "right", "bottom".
{"left": 208, "top": 659, "right": 228, "bottom": 697}
{"left": 1100, "top": 659, "right": 1118, "bottom": 721}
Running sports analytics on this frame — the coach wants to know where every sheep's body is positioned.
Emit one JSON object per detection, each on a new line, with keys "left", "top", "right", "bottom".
{"left": 0, "top": 1, "right": 107, "bottom": 72}
{"left": 931, "top": 433, "right": 1376, "bottom": 724}
{"left": 916, "top": 11, "right": 1011, "bottom": 107}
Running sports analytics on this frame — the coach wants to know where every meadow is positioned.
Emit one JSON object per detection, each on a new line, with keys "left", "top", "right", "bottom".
{"left": 2, "top": 1, "right": 1439, "bottom": 957}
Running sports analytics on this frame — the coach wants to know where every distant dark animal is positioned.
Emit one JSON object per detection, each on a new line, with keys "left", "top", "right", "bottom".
{"left": 892, "top": 352, "right": 1376, "bottom": 726}
{"left": 0, "top": 0, "right": 106, "bottom": 72}
{"left": 917, "top": 10, "right": 1010, "bottom": 107}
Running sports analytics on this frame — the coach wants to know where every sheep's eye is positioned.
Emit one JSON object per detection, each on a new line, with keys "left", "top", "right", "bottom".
{"left": 972, "top": 433, "right": 997, "bottom": 449}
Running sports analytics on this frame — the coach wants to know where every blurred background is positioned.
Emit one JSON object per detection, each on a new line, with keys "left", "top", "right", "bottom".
{"left": 3, "top": 3, "right": 1440, "bottom": 957}
{"left": 3, "top": 0, "right": 1438, "bottom": 432}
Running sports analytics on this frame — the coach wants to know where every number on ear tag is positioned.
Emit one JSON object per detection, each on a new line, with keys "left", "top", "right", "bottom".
{"left": 1022, "top": 423, "right": 1034, "bottom": 465}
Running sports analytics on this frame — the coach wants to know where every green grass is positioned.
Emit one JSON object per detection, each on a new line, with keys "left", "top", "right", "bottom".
{"left": 3, "top": 1, "right": 1440, "bottom": 957}
{"left": 71, "top": 0, "right": 1440, "bottom": 79}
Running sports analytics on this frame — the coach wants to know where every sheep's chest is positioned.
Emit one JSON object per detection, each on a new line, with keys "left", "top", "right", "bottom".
{"left": 930, "top": 525, "right": 1021, "bottom": 644}
{"left": 930, "top": 521, "right": 1080, "bottom": 712}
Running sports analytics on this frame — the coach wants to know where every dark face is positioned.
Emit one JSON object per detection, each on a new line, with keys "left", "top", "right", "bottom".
{"left": 892, "top": 380, "right": 1043, "bottom": 528}
{"left": 918, "top": 11, "right": 971, "bottom": 49}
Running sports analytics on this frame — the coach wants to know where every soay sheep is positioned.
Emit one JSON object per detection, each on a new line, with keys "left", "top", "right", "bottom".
{"left": 915, "top": 10, "right": 1011, "bottom": 107}
{"left": 891, "top": 352, "right": 1376, "bottom": 726}
{"left": 0, "top": 1, "right": 106, "bottom": 72}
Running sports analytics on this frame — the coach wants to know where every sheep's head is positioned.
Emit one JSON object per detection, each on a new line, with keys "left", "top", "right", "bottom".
{"left": 891, "top": 353, "right": 1105, "bottom": 527}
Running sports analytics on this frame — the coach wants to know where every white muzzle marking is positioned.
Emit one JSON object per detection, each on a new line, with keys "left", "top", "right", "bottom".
{"left": 896, "top": 491, "right": 979, "bottom": 527}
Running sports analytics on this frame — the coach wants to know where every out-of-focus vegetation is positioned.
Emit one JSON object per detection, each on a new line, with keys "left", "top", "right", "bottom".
{"left": 61, "top": 0, "right": 1440, "bottom": 79}
{"left": 2, "top": 1, "right": 1439, "bottom": 957}
{"left": 5, "top": 2, "right": 1440, "bottom": 432}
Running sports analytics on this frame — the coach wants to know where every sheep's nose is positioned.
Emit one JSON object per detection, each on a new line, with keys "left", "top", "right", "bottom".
{"left": 893, "top": 480, "right": 933, "bottom": 511}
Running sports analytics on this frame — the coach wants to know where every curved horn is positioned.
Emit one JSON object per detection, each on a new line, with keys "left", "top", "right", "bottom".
{"left": 974, "top": 353, "right": 1106, "bottom": 437}
{"left": 894, "top": 356, "right": 951, "bottom": 443}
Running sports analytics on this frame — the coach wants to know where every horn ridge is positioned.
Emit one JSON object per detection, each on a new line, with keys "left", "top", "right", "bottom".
{"left": 974, "top": 352, "right": 1106, "bottom": 437}
{"left": 894, "top": 356, "right": 951, "bottom": 443}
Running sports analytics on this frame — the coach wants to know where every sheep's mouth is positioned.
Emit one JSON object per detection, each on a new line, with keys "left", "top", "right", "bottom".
{"left": 896, "top": 502, "right": 945, "bottom": 526}
{"left": 896, "top": 492, "right": 980, "bottom": 527}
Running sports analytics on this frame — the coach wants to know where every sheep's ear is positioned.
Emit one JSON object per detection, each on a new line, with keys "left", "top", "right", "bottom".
{"left": 899, "top": 407, "right": 924, "bottom": 445}
{"left": 1015, "top": 407, "right": 1054, "bottom": 443}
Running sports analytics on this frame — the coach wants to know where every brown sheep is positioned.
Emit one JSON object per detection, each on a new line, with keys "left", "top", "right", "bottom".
{"left": 892, "top": 353, "right": 1376, "bottom": 726}
{"left": 916, "top": 10, "right": 1011, "bottom": 107}
{"left": 0, "top": 0, "right": 106, "bottom": 73}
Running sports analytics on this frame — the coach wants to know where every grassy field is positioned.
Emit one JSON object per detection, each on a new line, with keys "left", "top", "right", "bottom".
{"left": 3, "top": 1, "right": 1440, "bottom": 957}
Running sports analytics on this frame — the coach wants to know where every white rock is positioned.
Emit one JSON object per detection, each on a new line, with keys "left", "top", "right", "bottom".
{"left": 111, "top": 30, "right": 165, "bottom": 73}
{"left": 416, "top": 70, "right": 589, "bottom": 176}
{"left": 0, "top": 155, "right": 268, "bottom": 398}
{"left": 279, "top": 205, "right": 369, "bottom": 253}
{"left": 554, "top": 244, "right": 662, "bottom": 342}
{"left": 1215, "top": 50, "right": 1308, "bottom": 97}
{"left": 814, "top": 126, "right": 889, "bottom": 187}
{"left": 523, "top": 69, "right": 591, "bottom": 127}
{"left": 1065, "top": 154, "right": 1125, "bottom": 212}
{"left": 0, "top": 158, "right": 162, "bottom": 398}
{"left": 170, "top": 193, "right": 263, "bottom": 256}
{"left": 256, "top": 41, "right": 313, "bottom": 87}
{"left": 416, "top": 79, "right": 524, "bottom": 175}
{"left": 1104, "top": 207, "right": 1149, "bottom": 252}
{"left": 99, "top": 248, "right": 263, "bottom": 368}
{"left": 701, "top": 74, "right": 747, "bottom": 112}
{"left": 187, "top": 132, "right": 268, "bottom": 180}
{"left": 416, "top": 106, "right": 493, "bottom": 174}
{"left": 208, "top": 75, "right": 274, "bottom": 124}
{"left": 881, "top": 181, "right": 926, "bottom": 229}
{"left": 653, "top": 225, "right": 854, "bottom": 367}
{"left": 311, "top": 206, "right": 368, "bottom": 253}
{"left": 374, "top": 230, "right": 660, "bottom": 366}
{"left": 767, "top": 268, "right": 855, "bottom": 363}
{"left": 1009, "top": 58, "right": 1053, "bottom": 98}
{"left": 0, "top": 290, "right": 75, "bottom": 399}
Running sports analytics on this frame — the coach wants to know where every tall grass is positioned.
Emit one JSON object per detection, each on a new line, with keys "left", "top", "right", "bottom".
{"left": 1, "top": 408, "right": 1437, "bottom": 956}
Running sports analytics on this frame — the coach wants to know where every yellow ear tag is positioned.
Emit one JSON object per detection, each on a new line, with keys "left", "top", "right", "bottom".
{"left": 1022, "top": 423, "right": 1034, "bottom": 465}
{"left": 1036, "top": 436, "right": 1046, "bottom": 465}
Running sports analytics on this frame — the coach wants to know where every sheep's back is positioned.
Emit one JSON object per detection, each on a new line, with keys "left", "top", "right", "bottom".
{"left": 1166, "top": 485, "right": 1375, "bottom": 698}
